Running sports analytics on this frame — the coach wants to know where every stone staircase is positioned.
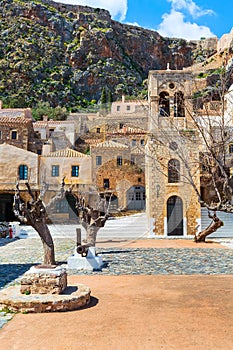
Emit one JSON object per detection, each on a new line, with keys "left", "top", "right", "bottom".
{"left": 201, "top": 208, "right": 233, "bottom": 238}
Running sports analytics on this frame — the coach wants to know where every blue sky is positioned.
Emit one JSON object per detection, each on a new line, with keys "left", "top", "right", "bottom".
{"left": 54, "top": 0, "right": 232, "bottom": 40}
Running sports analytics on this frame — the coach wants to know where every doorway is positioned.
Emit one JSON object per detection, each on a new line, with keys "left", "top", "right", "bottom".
{"left": 167, "top": 196, "right": 183, "bottom": 235}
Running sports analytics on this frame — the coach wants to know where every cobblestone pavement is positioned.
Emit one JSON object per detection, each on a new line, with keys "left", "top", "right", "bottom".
{"left": 1, "top": 236, "right": 233, "bottom": 328}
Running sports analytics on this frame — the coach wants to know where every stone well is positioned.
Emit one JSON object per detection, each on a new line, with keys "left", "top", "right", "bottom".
{"left": 0, "top": 265, "right": 91, "bottom": 313}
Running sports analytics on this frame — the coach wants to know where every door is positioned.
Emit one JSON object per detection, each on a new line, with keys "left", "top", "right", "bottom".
{"left": 127, "top": 186, "right": 145, "bottom": 210}
{"left": 167, "top": 196, "right": 183, "bottom": 236}
{"left": 0, "top": 194, "right": 16, "bottom": 222}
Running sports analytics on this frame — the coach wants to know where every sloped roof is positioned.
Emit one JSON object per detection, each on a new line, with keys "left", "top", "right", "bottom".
{"left": 44, "top": 147, "right": 89, "bottom": 158}
{"left": 93, "top": 140, "right": 129, "bottom": 149}
{"left": 131, "top": 146, "right": 145, "bottom": 155}
{"left": 0, "top": 116, "right": 31, "bottom": 125}
{"left": 33, "top": 120, "right": 74, "bottom": 127}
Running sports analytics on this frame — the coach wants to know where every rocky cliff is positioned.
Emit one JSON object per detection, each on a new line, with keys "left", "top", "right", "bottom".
{"left": 0, "top": 0, "right": 217, "bottom": 110}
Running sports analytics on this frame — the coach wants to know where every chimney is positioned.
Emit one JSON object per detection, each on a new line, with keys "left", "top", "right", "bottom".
{"left": 122, "top": 95, "right": 125, "bottom": 103}
{"left": 0, "top": 100, "right": 2, "bottom": 109}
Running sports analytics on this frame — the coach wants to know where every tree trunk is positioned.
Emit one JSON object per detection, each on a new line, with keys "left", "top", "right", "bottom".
{"left": 30, "top": 220, "right": 56, "bottom": 265}
{"left": 81, "top": 222, "right": 99, "bottom": 247}
{"left": 194, "top": 213, "right": 224, "bottom": 242}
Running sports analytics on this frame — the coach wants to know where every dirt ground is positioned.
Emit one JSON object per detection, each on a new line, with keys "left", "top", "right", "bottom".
{"left": 1, "top": 239, "right": 233, "bottom": 350}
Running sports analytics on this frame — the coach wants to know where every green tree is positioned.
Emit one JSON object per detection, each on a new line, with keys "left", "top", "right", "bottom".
{"left": 32, "top": 101, "right": 68, "bottom": 121}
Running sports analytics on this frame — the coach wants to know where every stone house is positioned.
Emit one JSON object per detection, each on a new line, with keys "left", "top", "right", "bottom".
{"left": 0, "top": 104, "right": 42, "bottom": 154}
{"left": 146, "top": 69, "right": 201, "bottom": 237}
{"left": 0, "top": 143, "right": 39, "bottom": 221}
{"left": 33, "top": 116, "right": 76, "bottom": 150}
{"left": 91, "top": 140, "right": 145, "bottom": 210}
{"left": 39, "top": 147, "right": 92, "bottom": 222}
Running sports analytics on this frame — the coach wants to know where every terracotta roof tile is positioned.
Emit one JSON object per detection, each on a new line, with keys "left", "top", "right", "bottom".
{"left": 44, "top": 147, "right": 89, "bottom": 158}
{"left": 93, "top": 140, "right": 129, "bottom": 149}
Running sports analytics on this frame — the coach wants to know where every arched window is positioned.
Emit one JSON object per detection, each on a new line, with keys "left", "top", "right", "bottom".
{"left": 174, "top": 91, "right": 185, "bottom": 117}
{"left": 159, "top": 91, "right": 170, "bottom": 116}
{"left": 168, "top": 159, "right": 180, "bottom": 183}
{"left": 18, "top": 165, "right": 28, "bottom": 180}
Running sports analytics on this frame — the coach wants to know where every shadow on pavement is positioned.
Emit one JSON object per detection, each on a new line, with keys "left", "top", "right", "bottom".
{"left": 0, "top": 237, "right": 20, "bottom": 248}
{"left": 0, "top": 263, "right": 35, "bottom": 289}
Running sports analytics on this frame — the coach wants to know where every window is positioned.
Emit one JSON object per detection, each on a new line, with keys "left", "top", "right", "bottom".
{"left": 11, "top": 130, "right": 17, "bottom": 140}
{"left": 71, "top": 165, "right": 79, "bottom": 177}
{"left": 103, "top": 178, "right": 110, "bottom": 189}
{"left": 0, "top": 131, "right": 2, "bottom": 139}
{"left": 117, "top": 156, "right": 123, "bottom": 166}
{"left": 119, "top": 123, "right": 124, "bottom": 129}
{"left": 159, "top": 91, "right": 170, "bottom": 116}
{"left": 140, "top": 139, "right": 145, "bottom": 146}
{"left": 174, "top": 91, "right": 185, "bottom": 117}
{"left": 229, "top": 144, "right": 233, "bottom": 154}
{"left": 49, "top": 128, "right": 54, "bottom": 137}
{"left": 131, "top": 155, "right": 135, "bottom": 165}
{"left": 52, "top": 165, "right": 59, "bottom": 177}
{"left": 138, "top": 177, "right": 141, "bottom": 182}
{"left": 135, "top": 192, "right": 141, "bottom": 200}
{"left": 168, "top": 159, "right": 180, "bottom": 183}
{"left": 55, "top": 199, "right": 69, "bottom": 213}
{"left": 126, "top": 105, "right": 130, "bottom": 111}
{"left": 117, "top": 106, "right": 120, "bottom": 111}
{"left": 96, "top": 127, "right": 101, "bottom": 133}
{"left": 132, "top": 139, "right": 137, "bottom": 146}
{"left": 96, "top": 156, "right": 102, "bottom": 165}
{"left": 18, "top": 165, "right": 28, "bottom": 180}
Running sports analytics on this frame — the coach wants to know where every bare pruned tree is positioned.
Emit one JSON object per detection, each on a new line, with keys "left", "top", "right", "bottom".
{"left": 13, "top": 181, "right": 56, "bottom": 266}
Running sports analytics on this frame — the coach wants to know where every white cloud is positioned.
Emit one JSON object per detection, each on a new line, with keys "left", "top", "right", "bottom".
{"left": 54, "top": 0, "right": 128, "bottom": 21}
{"left": 157, "top": 10, "right": 215, "bottom": 40}
{"left": 168, "top": 0, "right": 214, "bottom": 18}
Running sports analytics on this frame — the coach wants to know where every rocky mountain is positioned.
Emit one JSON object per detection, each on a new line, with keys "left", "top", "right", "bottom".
{"left": 0, "top": 0, "right": 217, "bottom": 110}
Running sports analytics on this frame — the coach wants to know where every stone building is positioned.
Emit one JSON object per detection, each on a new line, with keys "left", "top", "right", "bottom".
{"left": 33, "top": 116, "right": 76, "bottom": 150}
{"left": 146, "top": 69, "right": 201, "bottom": 237}
{"left": 0, "top": 104, "right": 42, "bottom": 154}
{"left": 0, "top": 143, "right": 39, "bottom": 221}
{"left": 91, "top": 140, "right": 145, "bottom": 210}
{"left": 40, "top": 147, "right": 92, "bottom": 222}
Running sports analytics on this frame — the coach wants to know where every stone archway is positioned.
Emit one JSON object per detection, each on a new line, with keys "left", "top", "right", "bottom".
{"left": 167, "top": 196, "right": 183, "bottom": 236}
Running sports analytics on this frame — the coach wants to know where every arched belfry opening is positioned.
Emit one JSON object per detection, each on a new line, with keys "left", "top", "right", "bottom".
{"left": 159, "top": 91, "right": 170, "bottom": 116}
{"left": 174, "top": 91, "right": 185, "bottom": 117}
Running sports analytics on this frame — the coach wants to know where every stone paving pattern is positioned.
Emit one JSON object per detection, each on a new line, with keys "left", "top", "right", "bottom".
{"left": 1, "top": 236, "right": 233, "bottom": 328}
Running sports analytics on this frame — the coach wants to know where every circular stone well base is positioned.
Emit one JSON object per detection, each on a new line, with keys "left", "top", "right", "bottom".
{"left": 0, "top": 284, "right": 91, "bottom": 313}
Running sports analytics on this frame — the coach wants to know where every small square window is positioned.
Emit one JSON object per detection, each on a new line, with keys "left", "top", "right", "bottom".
{"left": 229, "top": 144, "right": 233, "bottom": 154}
{"left": 11, "top": 131, "right": 17, "bottom": 140}
{"left": 140, "top": 139, "right": 145, "bottom": 146}
{"left": 103, "top": 179, "right": 110, "bottom": 189}
{"left": 96, "top": 156, "right": 102, "bottom": 166}
{"left": 19, "top": 165, "right": 28, "bottom": 180}
{"left": 132, "top": 139, "right": 137, "bottom": 146}
{"left": 96, "top": 127, "right": 101, "bottom": 133}
{"left": 131, "top": 155, "right": 135, "bottom": 165}
{"left": 0, "top": 131, "right": 2, "bottom": 139}
{"left": 71, "top": 165, "right": 79, "bottom": 177}
{"left": 126, "top": 105, "right": 130, "bottom": 111}
{"left": 117, "top": 106, "right": 120, "bottom": 112}
{"left": 117, "top": 156, "right": 122, "bottom": 166}
{"left": 52, "top": 165, "right": 59, "bottom": 177}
